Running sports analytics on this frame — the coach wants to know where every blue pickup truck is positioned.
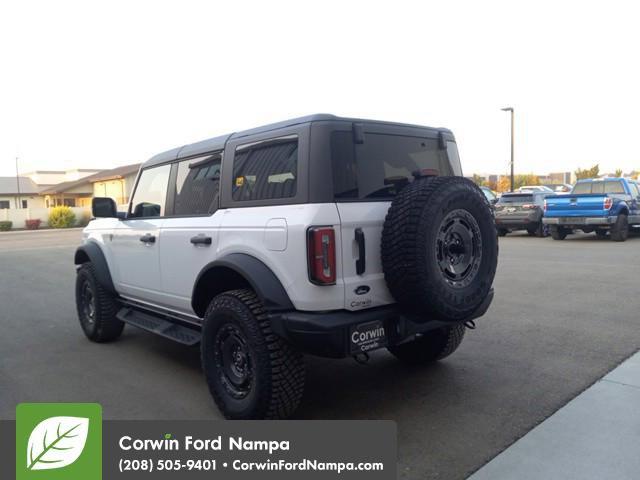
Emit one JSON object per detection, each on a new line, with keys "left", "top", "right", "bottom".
{"left": 543, "top": 177, "right": 640, "bottom": 241}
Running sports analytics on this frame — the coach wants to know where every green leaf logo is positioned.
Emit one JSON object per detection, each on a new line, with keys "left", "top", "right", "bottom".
{"left": 26, "top": 416, "right": 89, "bottom": 471}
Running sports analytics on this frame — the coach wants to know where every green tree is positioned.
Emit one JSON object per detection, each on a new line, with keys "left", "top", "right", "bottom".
{"left": 614, "top": 168, "right": 623, "bottom": 177}
{"left": 575, "top": 164, "right": 600, "bottom": 180}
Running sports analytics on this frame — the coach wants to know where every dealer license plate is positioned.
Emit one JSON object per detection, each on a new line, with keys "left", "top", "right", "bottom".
{"left": 349, "top": 320, "right": 387, "bottom": 354}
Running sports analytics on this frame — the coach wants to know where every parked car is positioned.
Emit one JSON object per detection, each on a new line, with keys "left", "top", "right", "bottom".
{"left": 543, "top": 183, "right": 573, "bottom": 194}
{"left": 516, "top": 185, "right": 554, "bottom": 193}
{"left": 74, "top": 114, "right": 498, "bottom": 419}
{"left": 480, "top": 186, "right": 498, "bottom": 206}
{"left": 495, "top": 191, "right": 549, "bottom": 237}
{"left": 543, "top": 177, "right": 640, "bottom": 241}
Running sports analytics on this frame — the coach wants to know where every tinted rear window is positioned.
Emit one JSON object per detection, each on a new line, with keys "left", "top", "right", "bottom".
{"left": 572, "top": 181, "right": 626, "bottom": 195}
{"left": 497, "top": 194, "right": 533, "bottom": 204}
{"left": 331, "top": 132, "right": 454, "bottom": 200}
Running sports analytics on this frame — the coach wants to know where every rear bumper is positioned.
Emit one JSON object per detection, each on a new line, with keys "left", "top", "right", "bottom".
{"left": 269, "top": 289, "right": 494, "bottom": 358}
{"left": 543, "top": 216, "right": 617, "bottom": 226}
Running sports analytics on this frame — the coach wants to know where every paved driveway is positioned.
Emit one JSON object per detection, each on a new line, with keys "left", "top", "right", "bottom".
{"left": 1, "top": 228, "right": 639, "bottom": 479}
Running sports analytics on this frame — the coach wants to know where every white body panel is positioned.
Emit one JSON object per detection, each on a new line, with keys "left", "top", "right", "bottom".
{"left": 335, "top": 202, "right": 395, "bottom": 310}
{"left": 82, "top": 198, "right": 397, "bottom": 315}
{"left": 110, "top": 218, "right": 165, "bottom": 305}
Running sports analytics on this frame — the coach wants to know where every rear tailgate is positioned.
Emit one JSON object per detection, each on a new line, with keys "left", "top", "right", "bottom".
{"left": 544, "top": 194, "right": 609, "bottom": 217}
{"left": 335, "top": 202, "right": 394, "bottom": 311}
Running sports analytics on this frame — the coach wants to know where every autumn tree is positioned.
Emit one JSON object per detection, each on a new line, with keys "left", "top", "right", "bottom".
{"left": 575, "top": 164, "right": 600, "bottom": 180}
{"left": 497, "top": 176, "right": 512, "bottom": 192}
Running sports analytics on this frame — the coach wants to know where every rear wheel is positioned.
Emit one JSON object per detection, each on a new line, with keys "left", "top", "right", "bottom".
{"left": 75, "top": 263, "right": 124, "bottom": 342}
{"left": 610, "top": 213, "right": 629, "bottom": 242}
{"left": 201, "top": 289, "right": 305, "bottom": 419}
{"left": 550, "top": 226, "right": 568, "bottom": 240}
{"left": 497, "top": 228, "right": 508, "bottom": 237}
{"left": 388, "top": 324, "right": 466, "bottom": 364}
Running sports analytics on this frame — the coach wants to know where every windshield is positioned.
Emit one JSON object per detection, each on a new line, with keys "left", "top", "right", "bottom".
{"left": 331, "top": 131, "right": 455, "bottom": 200}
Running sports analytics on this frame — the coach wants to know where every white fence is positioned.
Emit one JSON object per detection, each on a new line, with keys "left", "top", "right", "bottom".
{"left": 0, "top": 207, "right": 91, "bottom": 229}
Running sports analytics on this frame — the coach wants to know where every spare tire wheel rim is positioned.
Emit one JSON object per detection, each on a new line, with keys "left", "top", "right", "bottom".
{"left": 214, "top": 323, "right": 253, "bottom": 399}
{"left": 435, "top": 209, "right": 482, "bottom": 288}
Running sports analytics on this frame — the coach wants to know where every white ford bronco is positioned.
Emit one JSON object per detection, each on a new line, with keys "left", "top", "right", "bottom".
{"left": 74, "top": 114, "right": 498, "bottom": 419}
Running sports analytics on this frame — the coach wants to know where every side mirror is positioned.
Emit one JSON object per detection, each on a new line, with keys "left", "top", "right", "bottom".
{"left": 92, "top": 197, "right": 117, "bottom": 218}
{"left": 491, "top": 198, "right": 498, "bottom": 205}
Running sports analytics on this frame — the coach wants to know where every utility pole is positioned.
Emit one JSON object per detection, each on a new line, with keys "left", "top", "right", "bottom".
{"left": 501, "top": 107, "right": 515, "bottom": 192}
{"left": 15, "top": 156, "right": 22, "bottom": 209}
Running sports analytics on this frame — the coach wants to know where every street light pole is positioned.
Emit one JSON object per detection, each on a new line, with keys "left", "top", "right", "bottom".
{"left": 501, "top": 107, "right": 514, "bottom": 192}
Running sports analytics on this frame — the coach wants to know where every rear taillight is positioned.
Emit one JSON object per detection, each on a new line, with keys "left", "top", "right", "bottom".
{"left": 543, "top": 200, "right": 548, "bottom": 212}
{"left": 604, "top": 197, "right": 613, "bottom": 210}
{"left": 307, "top": 227, "right": 336, "bottom": 285}
{"left": 522, "top": 204, "right": 535, "bottom": 209}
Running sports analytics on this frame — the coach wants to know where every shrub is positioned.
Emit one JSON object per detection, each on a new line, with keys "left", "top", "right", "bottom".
{"left": 48, "top": 206, "right": 76, "bottom": 228}
{"left": 77, "top": 213, "right": 92, "bottom": 227}
{"left": 25, "top": 219, "right": 41, "bottom": 230}
{"left": 0, "top": 221, "right": 12, "bottom": 231}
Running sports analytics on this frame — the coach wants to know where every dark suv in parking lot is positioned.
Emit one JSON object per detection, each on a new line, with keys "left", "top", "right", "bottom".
{"left": 495, "top": 191, "right": 549, "bottom": 237}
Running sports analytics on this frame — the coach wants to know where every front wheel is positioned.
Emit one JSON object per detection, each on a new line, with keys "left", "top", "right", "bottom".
{"left": 75, "top": 263, "right": 124, "bottom": 342}
{"left": 497, "top": 228, "right": 509, "bottom": 237}
{"left": 388, "top": 324, "right": 466, "bottom": 364}
{"left": 201, "top": 289, "right": 305, "bottom": 419}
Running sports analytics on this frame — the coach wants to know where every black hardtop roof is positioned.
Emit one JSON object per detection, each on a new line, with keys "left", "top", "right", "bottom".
{"left": 142, "top": 114, "right": 452, "bottom": 169}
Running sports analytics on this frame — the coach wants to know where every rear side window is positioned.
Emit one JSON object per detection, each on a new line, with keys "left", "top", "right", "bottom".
{"left": 129, "top": 164, "right": 171, "bottom": 218}
{"left": 232, "top": 139, "right": 298, "bottom": 201}
{"left": 173, "top": 154, "right": 221, "bottom": 215}
{"left": 331, "top": 132, "right": 452, "bottom": 200}
{"left": 604, "top": 181, "right": 625, "bottom": 194}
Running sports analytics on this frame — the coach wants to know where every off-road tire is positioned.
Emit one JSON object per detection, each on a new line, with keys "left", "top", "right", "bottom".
{"left": 75, "top": 263, "right": 124, "bottom": 342}
{"left": 534, "top": 222, "right": 548, "bottom": 238}
{"left": 550, "top": 226, "right": 568, "bottom": 240}
{"left": 381, "top": 176, "right": 498, "bottom": 321}
{"left": 201, "top": 289, "right": 305, "bottom": 419}
{"left": 497, "top": 228, "right": 508, "bottom": 237}
{"left": 610, "top": 213, "right": 629, "bottom": 242}
{"left": 388, "top": 324, "right": 466, "bottom": 364}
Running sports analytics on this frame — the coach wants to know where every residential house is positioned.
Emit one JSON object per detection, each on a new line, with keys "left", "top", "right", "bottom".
{"left": 90, "top": 163, "right": 141, "bottom": 206}
{"left": 0, "top": 177, "right": 45, "bottom": 209}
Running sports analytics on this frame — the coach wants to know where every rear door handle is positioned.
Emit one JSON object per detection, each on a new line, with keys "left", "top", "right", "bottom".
{"left": 139, "top": 234, "right": 156, "bottom": 244}
{"left": 190, "top": 235, "right": 212, "bottom": 246}
{"left": 355, "top": 228, "right": 366, "bottom": 275}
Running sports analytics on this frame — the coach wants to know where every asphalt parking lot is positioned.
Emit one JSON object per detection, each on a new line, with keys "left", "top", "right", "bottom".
{"left": 1, "top": 228, "right": 639, "bottom": 479}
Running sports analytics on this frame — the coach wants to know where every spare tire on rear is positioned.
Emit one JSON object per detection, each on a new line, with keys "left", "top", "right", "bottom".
{"left": 381, "top": 176, "right": 498, "bottom": 321}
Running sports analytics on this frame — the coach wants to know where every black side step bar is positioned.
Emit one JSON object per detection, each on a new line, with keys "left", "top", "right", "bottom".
{"left": 116, "top": 307, "right": 201, "bottom": 346}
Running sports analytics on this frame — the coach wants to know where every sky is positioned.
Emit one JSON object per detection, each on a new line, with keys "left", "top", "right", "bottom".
{"left": 0, "top": 0, "right": 638, "bottom": 178}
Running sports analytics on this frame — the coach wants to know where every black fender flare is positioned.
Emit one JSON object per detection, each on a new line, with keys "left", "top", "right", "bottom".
{"left": 192, "top": 253, "right": 294, "bottom": 316}
{"left": 74, "top": 243, "right": 116, "bottom": 294}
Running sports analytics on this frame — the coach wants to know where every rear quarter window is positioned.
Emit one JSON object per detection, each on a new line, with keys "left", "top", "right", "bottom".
{"left": 232, "top": 138, "right": 298, "bottom": 201}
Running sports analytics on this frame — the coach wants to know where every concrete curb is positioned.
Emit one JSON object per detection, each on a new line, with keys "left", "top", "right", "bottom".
{"left": 469, "top": 350, "right": 640, "bottom": 480}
